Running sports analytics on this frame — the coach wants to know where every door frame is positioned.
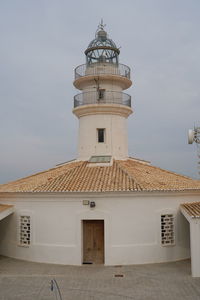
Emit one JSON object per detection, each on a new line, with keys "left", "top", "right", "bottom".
{"left": 82, "top": 219, "right": 105, "bottom": 264}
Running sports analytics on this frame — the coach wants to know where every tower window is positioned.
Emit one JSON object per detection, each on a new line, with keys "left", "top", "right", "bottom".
{"left": 97, "top": 129, "right": 105, "bottom": 143}
{"left": 98, "top": 89, "right": 105, "bottom": 100}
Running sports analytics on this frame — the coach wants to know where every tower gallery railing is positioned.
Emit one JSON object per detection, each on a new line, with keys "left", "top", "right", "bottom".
{"left": 74, "top": 63, "right": 131, "bottom": 79}
{"left": 74, "top": 91, "right": 131, "bottom": 108}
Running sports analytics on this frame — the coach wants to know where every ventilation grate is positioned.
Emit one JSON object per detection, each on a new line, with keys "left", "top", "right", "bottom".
{"left": 20, "top": 216, "right": 31, "bottom": 246}
{"left": 161, "top": 214, "right": 175, "bottom": 246}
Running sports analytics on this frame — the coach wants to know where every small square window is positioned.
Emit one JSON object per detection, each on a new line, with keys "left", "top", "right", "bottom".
{"left": 98, "top": 89, "right": 105, "bottom": 100}
{"left": 97, "top": 128, "right": 105, "bottom": 143}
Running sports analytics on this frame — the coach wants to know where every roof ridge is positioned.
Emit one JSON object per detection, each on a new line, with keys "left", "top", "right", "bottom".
{"left": 115, "top": 160, "right": 143, "bottom": 191}
{"left": 0, "top": 160, "right": 82, "bottom": 187}
{"left": 128, "top": 156, "right": 151, "bottom": 164}
{"left": 130, "top": 159, "right": 196, "bottom": 181}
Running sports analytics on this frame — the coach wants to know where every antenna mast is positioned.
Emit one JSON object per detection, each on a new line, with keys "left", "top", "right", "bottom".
{"left": 188, "top": 126, "right": 200, "bottom": 176}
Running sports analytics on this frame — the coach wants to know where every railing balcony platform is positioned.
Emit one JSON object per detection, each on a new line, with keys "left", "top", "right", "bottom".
{"left": 74, "top": 63, "right": 131, "bottom": 80}
{"left": 74, "top": 91, "right": 131, "bottom": 108}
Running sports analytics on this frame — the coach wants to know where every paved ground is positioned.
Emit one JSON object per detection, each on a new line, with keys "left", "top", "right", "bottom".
{"left": 0, "top": 256, "right": 200, "bottom": 300}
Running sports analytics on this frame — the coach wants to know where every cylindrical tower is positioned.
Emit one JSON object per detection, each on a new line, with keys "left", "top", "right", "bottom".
{"left": 73, "top": 23, "right": 133, "bottom": 161}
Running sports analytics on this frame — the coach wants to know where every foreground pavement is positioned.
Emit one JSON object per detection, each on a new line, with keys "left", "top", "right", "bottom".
{"left": 0, "top": 256, "right": 200, "bottom": 300}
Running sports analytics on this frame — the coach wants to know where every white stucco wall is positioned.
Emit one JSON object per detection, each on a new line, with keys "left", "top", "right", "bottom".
{"left": 181, "top": 208, "right": 200, "bottom": 277}
{"left": 83, "top": 82, "right": 122, "bottom": 93}
{"left": 78, "top": 114, "right": 128, "bottom": 160}
{"left": 0, "top": 191, "right": 199, "bottom": 265}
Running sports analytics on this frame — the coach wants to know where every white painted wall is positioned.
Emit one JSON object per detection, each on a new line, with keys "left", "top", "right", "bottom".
{"left": 189, "top": 220, "right": 200, "bottom": 277}
{"left": 82, "top": 82, "right": 122, "bottom": 93}
{"left": 85, "top": 63, "right": 121, "bottom": 78}
{"left": 181, "top": 208, "right": 200, "bottom": 277}
{"left": 78, "top": 114, "right": 128, "bottom": 160}
{"left": 0, "top": 191, "right": 199, "bottom": 265}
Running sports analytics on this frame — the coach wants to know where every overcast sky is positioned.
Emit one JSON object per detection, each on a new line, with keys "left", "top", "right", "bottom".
{"left": 0, "top": 0, "right": 200, "bottom": 184}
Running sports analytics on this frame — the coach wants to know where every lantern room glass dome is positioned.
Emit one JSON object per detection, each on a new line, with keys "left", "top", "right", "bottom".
{"left": 85, "top": 23, "right": 120, "bottom": 65}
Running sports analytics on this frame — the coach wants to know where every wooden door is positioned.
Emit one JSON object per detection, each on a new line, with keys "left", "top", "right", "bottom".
{"left": 83, "top": 220, "right": 104, "bottom": 264}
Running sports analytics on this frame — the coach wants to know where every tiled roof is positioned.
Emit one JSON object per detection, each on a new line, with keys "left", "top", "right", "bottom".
{"left": 0, "top": 158, "right": 200, "bottom": 193}
{"left": 0, "top": 204, "right": 14, "bottom": 213}
{"left": 181, "top": 202, "right": 200, "bottom": 218}
{"left": 118, "top": 160, "right": 200, "bottom": 191}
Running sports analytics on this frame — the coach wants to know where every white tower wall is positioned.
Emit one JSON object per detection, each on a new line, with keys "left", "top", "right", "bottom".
{"left": 78, "top": 114, "right": 128, "bottom": 160}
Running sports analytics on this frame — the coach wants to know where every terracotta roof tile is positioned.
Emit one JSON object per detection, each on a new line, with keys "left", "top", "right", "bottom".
{"left": 181, "top": 202, "right": 200, "bottom": 218}
{"left": 118, "top": 160, "right": 200, "bottom": 191}
{"left": 0, "top": 158, "right": 200, "bottom": 193}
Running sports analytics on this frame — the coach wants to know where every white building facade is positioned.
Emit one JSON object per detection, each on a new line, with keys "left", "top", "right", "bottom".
{"left": 1, "top": 191, "right": 200, "bottom": 265}
{"left": 0, "top": 23, "right": 200, "bottom": 270}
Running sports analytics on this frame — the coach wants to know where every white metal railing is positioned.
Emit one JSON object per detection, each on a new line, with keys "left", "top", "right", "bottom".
{"left": 74, "top": 91, "right": 131, "bottom": 108}
{"left": 75, "top": 63, "right": 131, "bottom": 80}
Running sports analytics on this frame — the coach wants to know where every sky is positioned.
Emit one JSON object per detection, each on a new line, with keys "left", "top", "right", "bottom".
{"left": 0, "top": 0, "right": 200, "bottom": 184}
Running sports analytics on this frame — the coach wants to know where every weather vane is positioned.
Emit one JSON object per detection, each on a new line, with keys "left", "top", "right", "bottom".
{"left": 98, "top": 19, "right": 106, "bottom": 31}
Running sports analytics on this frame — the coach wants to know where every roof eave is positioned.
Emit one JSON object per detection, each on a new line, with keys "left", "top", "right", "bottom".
{"left": 1, "top": 188, "right": 200, "bottom": 199}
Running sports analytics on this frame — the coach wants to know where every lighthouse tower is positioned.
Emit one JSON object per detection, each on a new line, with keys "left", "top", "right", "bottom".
{"left": 73, "top": 22, "right": 133, "bottom": 161}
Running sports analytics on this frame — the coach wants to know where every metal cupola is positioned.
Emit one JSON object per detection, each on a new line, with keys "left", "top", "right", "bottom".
{"left": 85, "top": 20, "right": 120, "bottom": 65}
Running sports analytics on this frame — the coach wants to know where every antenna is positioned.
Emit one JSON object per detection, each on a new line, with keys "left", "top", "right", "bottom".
{"left": 188, "top": 127, "right": 200, "bottom": 144}
{"left": 99, "top": 19, "right": 106, "bottom": 30}
{"left": 95, "top": 19, "right": 107, "bottom": 37}
{"left": 188, "top": 126, "right": 200, "bottom": 176}
{"left": 188, "top": 129, "right": 195, "bottom": 144}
